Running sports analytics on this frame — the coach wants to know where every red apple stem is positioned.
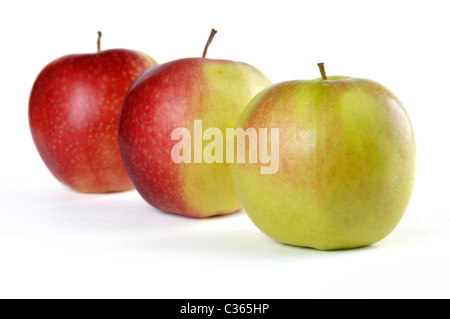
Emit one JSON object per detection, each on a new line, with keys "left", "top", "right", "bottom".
{"left": 97, "top": 31, "right": 102, "bottom": 52}
{"left": 317, "top": 62, "right": 328, "bottom": 80}
{"left": 202, "top": 28, "right": 218, "bottom": 58}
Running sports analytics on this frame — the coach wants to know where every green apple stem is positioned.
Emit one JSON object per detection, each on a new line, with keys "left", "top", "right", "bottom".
{"left": 97, "top": 31, "right": 102, "bottom": 52}
{"left": 202, "top": 28, "right": 218, "bottom": 58}
{"left": 318, "top": 62, "right": 328, "bottom": 80}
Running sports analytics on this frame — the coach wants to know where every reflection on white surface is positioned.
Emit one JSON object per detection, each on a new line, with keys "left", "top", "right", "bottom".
{"left": 0, "top": 183, "right": 449, "bottom": 299}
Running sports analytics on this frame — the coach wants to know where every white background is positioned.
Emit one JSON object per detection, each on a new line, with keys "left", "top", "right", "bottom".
{"left": 0, "top": 0, "right": 449, "bottom": 299}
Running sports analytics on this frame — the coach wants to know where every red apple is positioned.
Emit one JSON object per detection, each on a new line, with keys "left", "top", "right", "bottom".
{"left": 29, "top": 32, "right": 157, "bottom": 193}
{"left": 119, "top": 29, "right": 272, "bottom": 218}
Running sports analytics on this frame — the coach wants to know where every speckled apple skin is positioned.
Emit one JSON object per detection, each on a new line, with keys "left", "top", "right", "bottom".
{"left": 231, "top": 76, "right": 416, "bottom": 250}
{"left": 29, "top": 49, "right": 157, "bottom": 193}
{"left": 119, "top": 58, "right": 271, "bottom": 218}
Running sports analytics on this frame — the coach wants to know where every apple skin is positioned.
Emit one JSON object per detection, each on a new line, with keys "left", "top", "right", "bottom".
{"left": 119, "top": 58, "right": 271, "bottom": 218}
{"left": 231, "top": 76, "right": 416, "bottom": 250}
{"left": 29, "top": 49, "right": 157, "bottom": 193}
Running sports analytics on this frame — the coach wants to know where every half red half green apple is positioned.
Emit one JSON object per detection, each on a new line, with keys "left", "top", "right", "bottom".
{"left": 119, "top": 29, "right": 272, "bottom": 218}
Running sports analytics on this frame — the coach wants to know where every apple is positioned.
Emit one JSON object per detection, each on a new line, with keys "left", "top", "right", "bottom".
{"left": 119, "top": 29, "right": 272, "bottom": 218}
{"left": 231, "top": 63, "right": 416, "bottom": 250}
{"left": 29, "top": 32, "right": 157, "bottom": 193}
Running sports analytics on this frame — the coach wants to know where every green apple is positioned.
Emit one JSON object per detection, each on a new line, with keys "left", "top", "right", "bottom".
{"left": 119, "top": 29, "right": 272, "bottom": 218}
{"left": 231, "top": 63, "right": 416, "bottom": 250}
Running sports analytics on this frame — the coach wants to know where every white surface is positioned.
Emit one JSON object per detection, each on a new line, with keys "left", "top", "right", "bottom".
{"left": 1, "top": 0, "right": 450, "bottom": 299}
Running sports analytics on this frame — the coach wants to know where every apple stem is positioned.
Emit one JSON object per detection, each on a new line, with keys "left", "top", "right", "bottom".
{"left": 318, "top": 62, "right": 328, "bottom": 80}
{"left": 97, "top": 31, "right": 102, "bottom": 52}
{"left": 202, "top": 28, "right": 218, "bottom": 58}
